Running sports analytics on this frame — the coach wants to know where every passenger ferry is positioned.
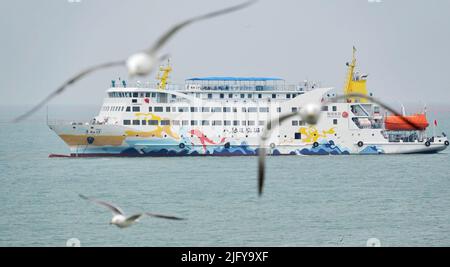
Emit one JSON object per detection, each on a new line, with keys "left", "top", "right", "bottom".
{"left": 48, "top": 50, "right": 449, "bottom": 157}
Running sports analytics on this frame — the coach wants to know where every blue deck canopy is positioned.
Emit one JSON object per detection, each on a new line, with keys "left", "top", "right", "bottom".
{"left": 186, "top": 77, "right": 283, "bottom": 82}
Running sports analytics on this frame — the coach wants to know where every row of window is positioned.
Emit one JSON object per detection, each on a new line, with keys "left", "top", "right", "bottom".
{"left": 291, "top": 119, "right": 337, "bottom": 126}
{"left": 102, "top": 106, "right": 125, "bottom": 112}
{"left": 116, "top": 106, "right": 276, "bottom": 113}
{"left": 321, "top": 105, "right": 338, "bottom": 112}
{"left": 109, "top": 92, "right": 162, "bottom": 98}
{"left": 104, "top": 105, "right": 338, "bottom": 114}
{"left": 123, "top": 120, "right": 267, "bottom": 126}
{"left": 206, "top": 93, "right": 300, "bottom": 100}
{"left": 108, "top": 91, "right": 300, "bottom": 100}
{"left": 292, "top": 120, "right": 306, "bottom": 126}
{"left": 148, "top": 106, "right": 271, "bottom": 113}
{"left": 124, "top": 119, "right": 322, "bottom": 127}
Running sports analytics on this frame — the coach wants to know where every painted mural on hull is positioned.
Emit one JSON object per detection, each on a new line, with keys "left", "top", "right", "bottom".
{"left": 65, "top": 131, "right": 371, "bottom": 157}
{"left": 64, "top": 123, "right": 355, "bottom": 157}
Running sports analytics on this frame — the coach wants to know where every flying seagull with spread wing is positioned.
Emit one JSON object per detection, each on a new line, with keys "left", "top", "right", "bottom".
{"left": 79, "top": 194, "right": 185, "bottom": 228}
{"left": 257, "top": 93, "right": 424, "bottom": 197}
{"left": 13, "top": 0, "right": 257, "bottom": 122}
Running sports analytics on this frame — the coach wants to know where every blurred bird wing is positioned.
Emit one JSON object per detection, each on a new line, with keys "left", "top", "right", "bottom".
{"left": 145, "top": 212, "right": 185, "bottom": 221}
{"left": 147, "top": 0, "right": 257, "bottom": 54}
{"left": 79, "top": 194, "right": 125, "bottom": 215}
{"left": 13, "top": 60, "right": 124, "bottom": 122}
{"left": 258, "top": 112, "right": 301, "bottom": 196}
{"left": 13, "top": 1, "right": 257, "bottom": 122}
{"left": 125, "top": 213, "right": 144, "bottom": 223}
{"left": 257, "top": 92, "right": 424, "bottom": 197}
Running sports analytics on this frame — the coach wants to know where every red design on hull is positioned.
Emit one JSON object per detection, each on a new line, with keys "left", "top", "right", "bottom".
{"left": 189, "top": 129, "right": 226, "bottom": 151}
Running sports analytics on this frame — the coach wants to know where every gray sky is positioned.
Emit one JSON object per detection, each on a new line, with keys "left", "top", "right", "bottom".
{"left": 1, "top": 0, "right": 450, "bottom": 107}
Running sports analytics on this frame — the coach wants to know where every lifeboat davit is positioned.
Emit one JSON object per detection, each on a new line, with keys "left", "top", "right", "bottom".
{"left": 385, "top": 113, "right": 429, "bottom": 131}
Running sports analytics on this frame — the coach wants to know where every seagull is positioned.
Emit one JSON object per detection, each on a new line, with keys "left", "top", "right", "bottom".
{"left": 79, "top": 194, "right": 185, "bottom": 228}
{"left": 257, "top": 93, "right": 424, "bottom": 196}
{"left": 13, "top": 0, "right": 257, "bottom": 122}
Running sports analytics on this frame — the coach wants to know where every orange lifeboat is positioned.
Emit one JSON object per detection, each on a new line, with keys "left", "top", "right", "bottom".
{"left": 385, "top": 113, "right": 429, "bottom": 131}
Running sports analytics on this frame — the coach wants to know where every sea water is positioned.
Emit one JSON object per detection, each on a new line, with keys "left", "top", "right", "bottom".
{"left": 0, "top": 105, "right": 449, "bottom": 247}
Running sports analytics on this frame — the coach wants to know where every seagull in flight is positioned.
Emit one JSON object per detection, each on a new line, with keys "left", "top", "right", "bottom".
{"left": 257, "top": 93, "right": 424, "bottom": 196}
{"left": 79, "top": 194, "right": 185, "bottom": 228}
{"left": 13, "top": 0, "right": 257, "bottom": 122}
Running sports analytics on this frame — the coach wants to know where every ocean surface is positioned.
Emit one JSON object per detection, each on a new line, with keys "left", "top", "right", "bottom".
{"left": 0, "top": 105, "right": 449, "bottom": 247}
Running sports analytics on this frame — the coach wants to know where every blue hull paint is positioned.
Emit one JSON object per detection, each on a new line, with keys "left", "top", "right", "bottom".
{"left": 72, "top": 142, "right": 356, "bottom": 157}
{"left": 66, "top": 141, "right": 409, "bottom": 157}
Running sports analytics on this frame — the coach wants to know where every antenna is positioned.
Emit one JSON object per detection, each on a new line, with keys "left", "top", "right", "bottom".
{"left": 343, "top": 46, "right": 369, "bottom": 103}
{"left": 400, "top": 103, "right": 406, "bottom": 116}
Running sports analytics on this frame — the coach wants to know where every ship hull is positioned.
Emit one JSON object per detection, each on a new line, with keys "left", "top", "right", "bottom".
{"left": 49, "top": 123, "right": 448, "bottom": 157}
